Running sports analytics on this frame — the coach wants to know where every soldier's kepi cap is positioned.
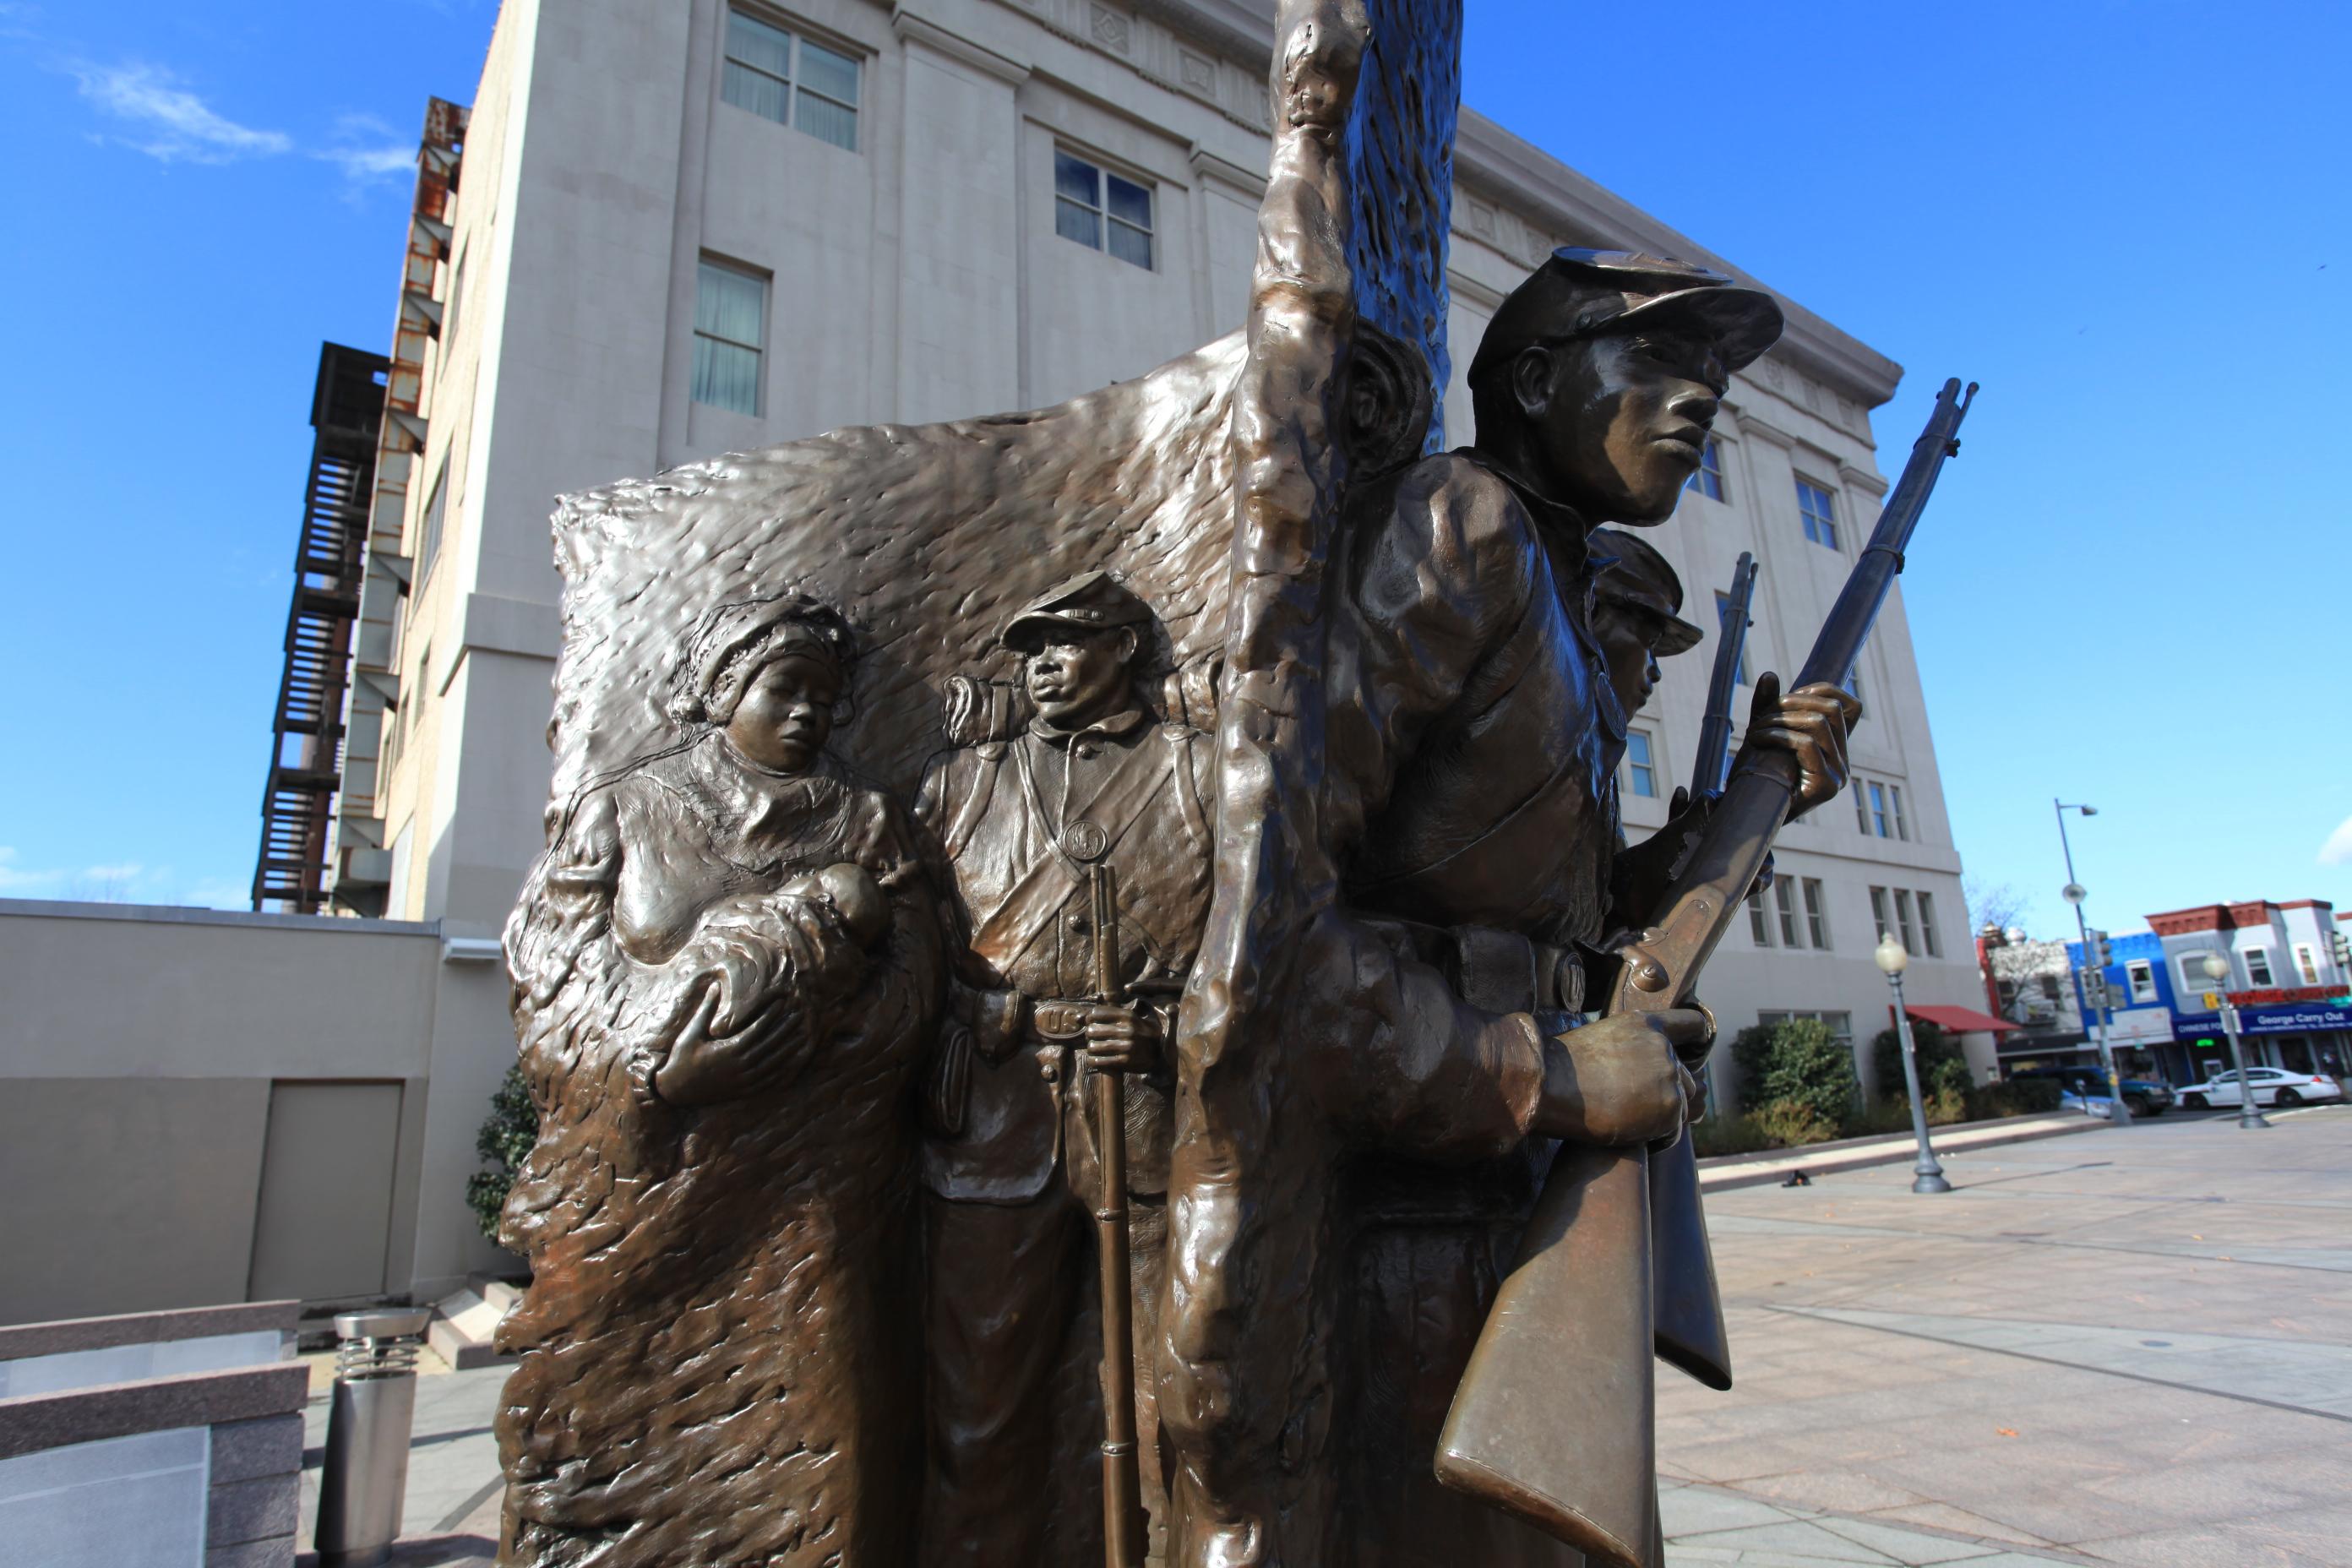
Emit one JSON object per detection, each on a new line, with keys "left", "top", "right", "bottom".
{"left": 1001, "top": 570, "right": 1154, "bottom": 653}
{"left": 1467, "top": 248, "right": 1784, "bottom": 384}
{"left": 1590, "top": 530, "right": 1705, "bottom": 656}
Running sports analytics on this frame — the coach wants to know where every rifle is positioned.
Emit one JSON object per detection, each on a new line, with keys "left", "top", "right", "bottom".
{"left": 1088, "top": 864, "right": 1145, "bottom": 1568}
{"left": 1646, "top": 547, "right": 1756, "bottom": 1396}
{"left": 1437, "top": 379, "right": 1978, "bottom": 1566}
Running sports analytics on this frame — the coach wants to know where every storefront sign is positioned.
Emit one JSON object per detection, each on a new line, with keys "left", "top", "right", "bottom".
{"left": 2235, "top": 1004, "right": 2352, "bottom": 1035}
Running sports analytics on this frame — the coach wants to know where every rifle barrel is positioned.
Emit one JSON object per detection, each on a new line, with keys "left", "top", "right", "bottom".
{"left": 1795, "top": 378, "right": 1974, "bottom": 692}
{"left": 1692, "top": 552, "right": 1756, "bottom": 796}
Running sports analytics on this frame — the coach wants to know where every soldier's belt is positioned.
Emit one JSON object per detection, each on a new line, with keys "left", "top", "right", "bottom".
{"left": 1026, "top": 999, "right": 1094, "bottom": 1043}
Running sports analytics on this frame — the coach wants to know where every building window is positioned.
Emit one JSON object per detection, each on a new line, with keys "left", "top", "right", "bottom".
{"left": 1870, "top": 885, "right": 1892, "bottom": 942}
{"left": 415, "top": 459, "right": 448, "bottom": 581}
{"left": 2127, "top": 959, "right": 2156, "bottom": 1003}
{"left": 2295, "top": 944, "right": 2320, "bottom": 985}
{"left": 1802, "top": 878, "right": 1829, "bottom": 950}
{"left": 1623, "top": 729, "right": 1658, "bottom": 798}
{"left": 2245, "top": 949, "right": 2273, "bottom": 986}
{"left": 1713, "top": 592, "right": 1750, "bottom": 687}
{"left": 1796, "top": 477, "right": 1840, "bottom": 550}
{"left": 2180, "top": 953, "right": 2220, "bottom": 996}
{"left": 1775, "top": 878, "right": 1800, "bottom": 947}
{"left": 721, "top": 8, "right": 861, "bottom": 151}
{"left": 1685, "top": 438, "right": 1725, "bottom": 502}
{"left": 1748, "top": 888, "right": 1772, "bottom": 946}
{"left": 693, "top": 257, "right": 768, "bottom": 416}
{"left": 1856, "top": 778, "right": 1908, "bottom": 841}
{"left": 1055, "top": 150, "right": 1155, "bottom": 270}
{"left": 1917, "top": 890, "right": 1941, "bottom": 957}
{"left": 1894, "top": 889, "right": 1919, "bottom": 955}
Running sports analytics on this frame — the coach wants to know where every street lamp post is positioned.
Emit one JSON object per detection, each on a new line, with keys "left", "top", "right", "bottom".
{"left": 2201, "top": 951, "right": 2270, "bottom": 1130}
{"left": 2055, "top": 800, "right": 2130, "bottom": 1126}
{"left": 1876, "top": 933, "right": 1952, "bottom": 1194}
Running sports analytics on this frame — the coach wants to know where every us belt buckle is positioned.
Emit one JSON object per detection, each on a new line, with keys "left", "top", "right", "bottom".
{"left": 1032, "top": 1000, "right": 1089, "bottom": 1041}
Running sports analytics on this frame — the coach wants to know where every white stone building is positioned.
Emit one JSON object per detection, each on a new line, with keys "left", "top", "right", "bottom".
{"left": 255, "top": 0, "right": 1993, "bottom": 1301}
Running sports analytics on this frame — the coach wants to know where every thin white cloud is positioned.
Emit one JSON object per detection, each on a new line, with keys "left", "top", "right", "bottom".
{"left": 2320, "top": 814, "right": 2352, "bottom": 868}
{"left": 314, "top": 144, "right": 416, "bottom": 182}
{"left": 0, "top": 847, "right": 66, "bottom": 894}
{"left": 70, "top": 61, "right": 291, "bottom": 163}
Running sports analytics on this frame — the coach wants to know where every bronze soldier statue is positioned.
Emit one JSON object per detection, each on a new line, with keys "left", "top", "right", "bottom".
{"left": 917, "top": 572, "right": 1216, "bottom": 1566}
{"left": 1160, "top": 250, "right": 1861, "bottom": 1567}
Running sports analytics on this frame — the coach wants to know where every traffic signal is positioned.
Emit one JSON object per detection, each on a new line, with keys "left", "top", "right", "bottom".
{"left": 2333, "top": 928, "right": 2350, "bottom": 976}
{"left": 2088, "top": 929, "right": 2113, "bottom": 968}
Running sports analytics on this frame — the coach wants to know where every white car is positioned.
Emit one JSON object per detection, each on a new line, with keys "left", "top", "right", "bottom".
{"left": 2179, "top": 1067, "right": 2345, "bottom": 1110}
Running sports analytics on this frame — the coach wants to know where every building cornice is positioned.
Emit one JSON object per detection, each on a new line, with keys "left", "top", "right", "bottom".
{"left": 895, "top": 6, "right": 1035, "bottom": 84}
{"left": 1188, "top": 144, "right": 1266, "bottom": 198}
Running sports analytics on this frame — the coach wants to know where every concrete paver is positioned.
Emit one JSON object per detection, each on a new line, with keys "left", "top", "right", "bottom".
{"left": 288, "top": 1108, "right": 2352, "bottom": 1565}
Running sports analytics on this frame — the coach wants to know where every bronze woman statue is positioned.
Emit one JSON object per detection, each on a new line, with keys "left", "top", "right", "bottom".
{"left": 495, "top": 593, "right": 944, "bottom": 1567}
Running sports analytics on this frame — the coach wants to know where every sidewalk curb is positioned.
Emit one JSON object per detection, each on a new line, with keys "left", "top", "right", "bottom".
{"left": 1698, "top": 1115, "right": 2106, "bottom": 1192}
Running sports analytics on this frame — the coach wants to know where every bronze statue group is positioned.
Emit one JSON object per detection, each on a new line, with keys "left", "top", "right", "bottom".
{"left": 492, "top": 251, "right": 1862, "bottom": 1568}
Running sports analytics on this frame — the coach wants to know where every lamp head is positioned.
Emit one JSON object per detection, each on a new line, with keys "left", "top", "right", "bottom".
{"left": 2061, "top": 883, "right": 2088, "bottom": 906}
{"left": 1875, "top": 932, "right": 1910, "bottom": 976}
{"left": 2201, "top": 952, "right": 2230, "bottom": 983}
{"left": 2079, "top": 805, "right": 2098, "bottom": 816}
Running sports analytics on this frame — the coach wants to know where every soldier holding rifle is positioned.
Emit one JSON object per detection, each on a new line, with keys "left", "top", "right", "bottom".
{"left": 917, "top": 572, "right": 1214, "bottom": 1567}
{"left": 1163, "top": 249, "right": 1858, "bottom": 1568}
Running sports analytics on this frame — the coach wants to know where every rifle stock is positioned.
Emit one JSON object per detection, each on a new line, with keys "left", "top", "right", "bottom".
{"left": 1438, "top": 379, "right": 1976, "bottom": 1562}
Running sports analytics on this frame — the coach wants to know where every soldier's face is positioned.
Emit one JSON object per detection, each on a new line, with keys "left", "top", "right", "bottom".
{"left": 1591, "top": 599, "right": 1666, "bottom": 717}
{"left": 725, "top": 653, "right": 839, "bottom": 773}
{"left": 1025, "top": 627, "right": 1135, "bottom": 728}
{"left": 1521, "top": 331, "right": 1725, "bottom": 524}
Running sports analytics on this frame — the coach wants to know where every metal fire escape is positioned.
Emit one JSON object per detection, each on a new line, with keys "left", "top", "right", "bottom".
{"left": 328, "top": 95, "right": 471, "bottom": 917}
{"left": 252, "top": 344, "right": 391, "bottom": 912}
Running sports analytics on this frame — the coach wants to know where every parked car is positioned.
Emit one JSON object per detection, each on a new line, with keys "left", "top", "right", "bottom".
{"left": 2180, "top": 1066, "right": 2345, "bottom": 1110}
{"left": 2009, "top": 1065, "right": 2175, "bottom": 1118}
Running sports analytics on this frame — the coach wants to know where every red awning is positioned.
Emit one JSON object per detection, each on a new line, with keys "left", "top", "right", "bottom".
{"left": 1908, "top": 1004, "right": 2021, "bottom": 1034}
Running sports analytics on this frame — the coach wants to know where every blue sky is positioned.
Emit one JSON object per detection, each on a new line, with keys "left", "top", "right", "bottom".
{"left": 1, "top": 0, "right": 2345, "bottom": 937}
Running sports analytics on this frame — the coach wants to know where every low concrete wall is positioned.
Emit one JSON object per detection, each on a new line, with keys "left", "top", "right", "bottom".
{"left": 0, "top": 1301, "right": 307, "bottom": 1567}
{"left": 0, "top": 901, "right": 509, "bottom": 1324}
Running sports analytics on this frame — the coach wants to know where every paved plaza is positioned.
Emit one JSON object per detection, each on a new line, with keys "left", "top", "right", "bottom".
{"left": 302, "top": 1108, "right": 2352, "bottom": 1566}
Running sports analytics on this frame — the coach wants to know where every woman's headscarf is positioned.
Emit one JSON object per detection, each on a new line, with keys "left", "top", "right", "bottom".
{"left": 671, "top": 593, "right": 858, "bottom": 726}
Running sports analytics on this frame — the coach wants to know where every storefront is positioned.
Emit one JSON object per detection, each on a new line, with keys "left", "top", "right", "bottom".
{"left": 2170, "top": 1000, "right": 2352, "bottom": 1081}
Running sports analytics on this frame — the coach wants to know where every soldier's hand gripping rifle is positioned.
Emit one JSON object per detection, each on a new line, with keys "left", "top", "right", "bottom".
{"left": 1087, "top": 863, "right": 1145, "bottom": 1568}
{"left": 1437, "top": 379, "right": 1977, "bottom": 1567}
{"left": 1645, "top": 547, "right": 1757, "bottom": 1396}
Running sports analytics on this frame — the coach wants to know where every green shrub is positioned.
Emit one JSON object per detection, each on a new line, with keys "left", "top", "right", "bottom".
{"left": 1690, "top": 1111, "right": 1774, "bottom": 1158}
{"left": 1870, "top": 1019, "right": 1972, "bottom": 1103}
{"left": 1925, "top": 1085, "right": 1969, "bottom": 1125}
{"left": 1838, "top": 1097, "right": 1916, "bottom": 1139}
{"left": 466, "top": 1062, "right": 539, "bottom": 1244}
{"left": 1964, "top": 1076, "right": 2064, "bottom": 1120}
{"left": 1732, "top": 1017, "right": 1859, "bottom": 1128}
{"left": 1754, "top": 1096, "right": 1841, "bottom": 1148}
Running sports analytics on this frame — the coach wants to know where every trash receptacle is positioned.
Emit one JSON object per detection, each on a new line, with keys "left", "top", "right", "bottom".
{"left": 314, "top": 1306, "right": 433, "bottom": 1567}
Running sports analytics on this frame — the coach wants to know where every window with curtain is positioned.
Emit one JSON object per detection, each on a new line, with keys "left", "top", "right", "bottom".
{"left": 1622, "top": 730, "right": 1658, "bottom": 798}
{"left": 693, "top": 258, "right": 768, "bottom": 416}
{"left": 2245, "top": 950, "right": 2274, "bottom": 986}
{"left": 1054, "top": 150, "right": 1156, "bottom": 270}
{"left": 1685, "top": 438, "right": 1726, "bottom": 501}
{"left": 1796, "top": 477, "right": 1840, "bottom": 549}
{"left": 416, "top": 459, "right": 448, "bottom": 581}
{"left": 721, "top": 8, "right": 861, "bottom": 151}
